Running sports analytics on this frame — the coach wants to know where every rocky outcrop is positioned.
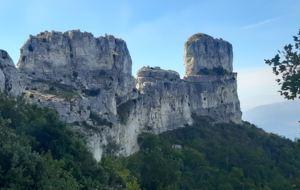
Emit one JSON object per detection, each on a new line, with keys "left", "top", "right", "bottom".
{"left": 0, "top": 50, "right": 23, "bottom": 96}
{"left": 135, "top": 66, "right": 193, "bottom": 133}
{"left": 17, "top": 30, "right": 138, "bottom": 123}
{"left": 184, "top": 74, "right": 242, "bottom": 124}
{"left": 1, "top": 30, "right": 242, "bottom": 160}
{"left": 184, "top": 33, "right": 233, "bottom": 76}
{"left": 183, "top": 33, "right": 242, "bottom": 124}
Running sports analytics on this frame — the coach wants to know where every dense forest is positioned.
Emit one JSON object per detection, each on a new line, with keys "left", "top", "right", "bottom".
{"left": 126, "top": 115, "right": 300, "bottom": 190}
{"left": 1, "top": 92, "right": 300, "bottom": 189}
{"left": 0, "top": 93, "right": 139, "bottom": 190}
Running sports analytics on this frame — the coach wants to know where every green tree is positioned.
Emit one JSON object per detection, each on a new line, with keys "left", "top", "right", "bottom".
{"left": 140, "top": 148, "right": 182, "bottom": 190}
{"left": 265, "top": 29, "right": 300, "bottom": 100}
{"left": 0, "top": 92, "right": 131, "bottom": 190}
{"left": 101, "top": 155, "right": 141, "bottom": 190}
{"left": 0, "top": 127, "right": 79, "bottom": 190}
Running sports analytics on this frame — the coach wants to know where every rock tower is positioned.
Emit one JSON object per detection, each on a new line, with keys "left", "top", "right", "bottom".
{"left": 184, "top": 33, "right": 233, "bottom": 76}
{"left": 1, "top": 30, "right": 242, "bottom": 160}
{"left": 183, "top": 33, "right": 242, "bottom": 124}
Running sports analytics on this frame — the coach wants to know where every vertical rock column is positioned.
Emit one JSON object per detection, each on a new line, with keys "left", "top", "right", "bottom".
{"left": 183, "top": 33, "right": 242, "bottom": 124}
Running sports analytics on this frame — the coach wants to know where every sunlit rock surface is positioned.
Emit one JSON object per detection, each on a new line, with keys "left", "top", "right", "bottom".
{"left": 2, "top": 31, "right": 242, "bottom": 160}
{"left": 0, "top": 50, "right": 23, "bottom": 96}
{"left": 184, "top": 33, "right": 233, "bottom": 76}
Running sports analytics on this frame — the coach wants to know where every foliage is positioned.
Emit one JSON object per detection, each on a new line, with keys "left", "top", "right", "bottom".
{"left": 102, "top": 140, "right": 122, "bottom": 155}
{"left": 0, "top": 128, "right": 79, "bottom": 190}
{"left": 82, "top": 88, "right": 101, "bottom": 96}
{"left": 43, "top": 81, "right": 81, "bottom": 101}
{"left": 198, "top": 66, "right": 228, "bottom": 76}
{"left": 265, "top": 29, "right": 300, "bottom": 100}
{"left": 127, "top": 115, "right": 300, "bottom": 190}
{"left": 90, "top": 111, "right": 113, "bottom": 128}
{"left": 0, "top": 92, "right": 129, "bottom": 190}
{"left": 101, "top": 155, "right": 141, "bottom": 190}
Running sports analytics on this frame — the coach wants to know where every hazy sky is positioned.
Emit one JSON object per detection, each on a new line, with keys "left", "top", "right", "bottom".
{"left": 1, "top": 0, "right": 299, "bottom": 113}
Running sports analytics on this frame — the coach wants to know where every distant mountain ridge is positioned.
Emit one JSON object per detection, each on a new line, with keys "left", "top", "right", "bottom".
{"left": 243, "top": 100, "right": 300, "bottom": 140}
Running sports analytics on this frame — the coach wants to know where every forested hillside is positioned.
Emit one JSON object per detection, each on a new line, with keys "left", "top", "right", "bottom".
{"left": 127, "top": 115, "right": 300, "bottom": 190}
{"left": 1, "top": 92, "right": 300, "bottom": 190}
{"left": 0, "top": 93, "right": 140, "bottom": 190}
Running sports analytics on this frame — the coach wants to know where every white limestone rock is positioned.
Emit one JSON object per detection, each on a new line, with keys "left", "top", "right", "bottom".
{"left": 184, "top": 74, "right": 242, "bottom": 124}
{"left": 184, "top": 33, "right": 233, "bottom": 76}
{"left": 12, "top": 30, "right": 243, "bottom": 161}
{"left": 16, "top": 30, "right": 139, "bottom": 161}
{"left": 17, "top": 30, "right": 138, "bottom": 123}
{"left": 0, "top": 50, "right": 23, "bottom": 96}
{"left": 183, "top": 33, "right": 242, "bottom": 124}
{"left": 116, "top": 66, "right": 193, "bottom": 156}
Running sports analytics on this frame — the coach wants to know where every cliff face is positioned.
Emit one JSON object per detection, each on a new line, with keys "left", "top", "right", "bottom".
{"left": 0, "top": 50, "right": 23, "bottom": 96}
{"left": 3, "top": 30, "right": 242, "bottom": 161}
{"left": 184, "top": 33, "right": 233, "bottom": 76}
{"left": 183, "top": 33, "right": 241, "bottom": 124}
{"left": 17, "top": 30, "right": 138, "bottom": 123}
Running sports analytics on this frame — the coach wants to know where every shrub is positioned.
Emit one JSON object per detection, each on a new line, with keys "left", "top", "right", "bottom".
{"left": 102, "top": 141, "right": 122, "bottom": 154}
{"left": 90, "top": 111, "right": 113, "bottom": 128}
{"left": 198, "top": 66, "right": 228, "bottom": 76}
{"left": 82, "top": 88, "right": 100, "bottom": 96}
{"left": 49, "top": 86, "right": 55, "bottom": 91}
{"left": 29, "top": 94, "right": 34, "bottom": 98}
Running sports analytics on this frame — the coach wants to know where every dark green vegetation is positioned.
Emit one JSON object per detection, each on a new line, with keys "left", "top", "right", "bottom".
{"left": 198, "top": 66, "right": 228, "bottom": 76}
{"left": 2, "top": 91, "right": 300, "bottom": 189}
{"left": 0, "top": 93, "right": 140, "bottom": 190}
{"left": 38, "top": 80, "right": 82, "bottom": 101}
{"left": 127, "top": 115, "right": 300, "bottom": 190}
{"left": 265, "top": 29, "right": 300, "bottom": 100}
{"left": 82, "top": 88, "right": 101, "bottom": 96}
{"left": 90, "top": 111, "right": 113, "bottom": 128}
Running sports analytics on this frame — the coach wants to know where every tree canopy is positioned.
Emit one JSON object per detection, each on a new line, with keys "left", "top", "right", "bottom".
{"left": 0, "top": 92, "right": 139, "bottom": 190}
{"left": 265, "top": 29, "right": 300, "bottom": 100}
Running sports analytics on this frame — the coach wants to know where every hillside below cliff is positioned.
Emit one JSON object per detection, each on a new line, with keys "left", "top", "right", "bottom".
{"left": 1, "top": 30, "right": 242, "bottom": 160}
{"left": 1, "top": 92, "right": 300, "bottom": 190}
{"left": 127, "top": 115, "right": 300, "bottom": 190}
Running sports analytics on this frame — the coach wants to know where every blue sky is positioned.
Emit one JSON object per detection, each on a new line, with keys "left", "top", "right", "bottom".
{"left": 1, "top": 0, "right": 299, "bottom": 112}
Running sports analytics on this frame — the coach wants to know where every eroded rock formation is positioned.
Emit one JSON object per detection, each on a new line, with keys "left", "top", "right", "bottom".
{"left": 0, "top": 50, "right": 23, "bottom": 96}
{"left": 2, "top": 30, "right": 242, "bottom": 161}
{"left": 184, "top": 33, "right": 233, "bottom": 76}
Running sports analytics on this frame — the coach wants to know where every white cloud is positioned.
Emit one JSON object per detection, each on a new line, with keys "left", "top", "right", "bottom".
{"left": 236, "top": 67, "right": 287, "bottom": 112}
{"left": 242, "top": 18, "right": 276, "bottom": 29}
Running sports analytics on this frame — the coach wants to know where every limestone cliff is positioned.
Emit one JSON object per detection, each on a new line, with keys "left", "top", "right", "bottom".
{"left": 184, "top": 33, "right": 233, "bottom": 76}
{"left": 0, "top": 50, "right": 23, "bottom": 96}
{"left": 17, "top": 30, "right": 138, "bottom": 123}
{"left": 3, "top": 30, "right": 242, "bottom": 161}
{"left": 183, "top": 33, "right": 242, "bottom": 124}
